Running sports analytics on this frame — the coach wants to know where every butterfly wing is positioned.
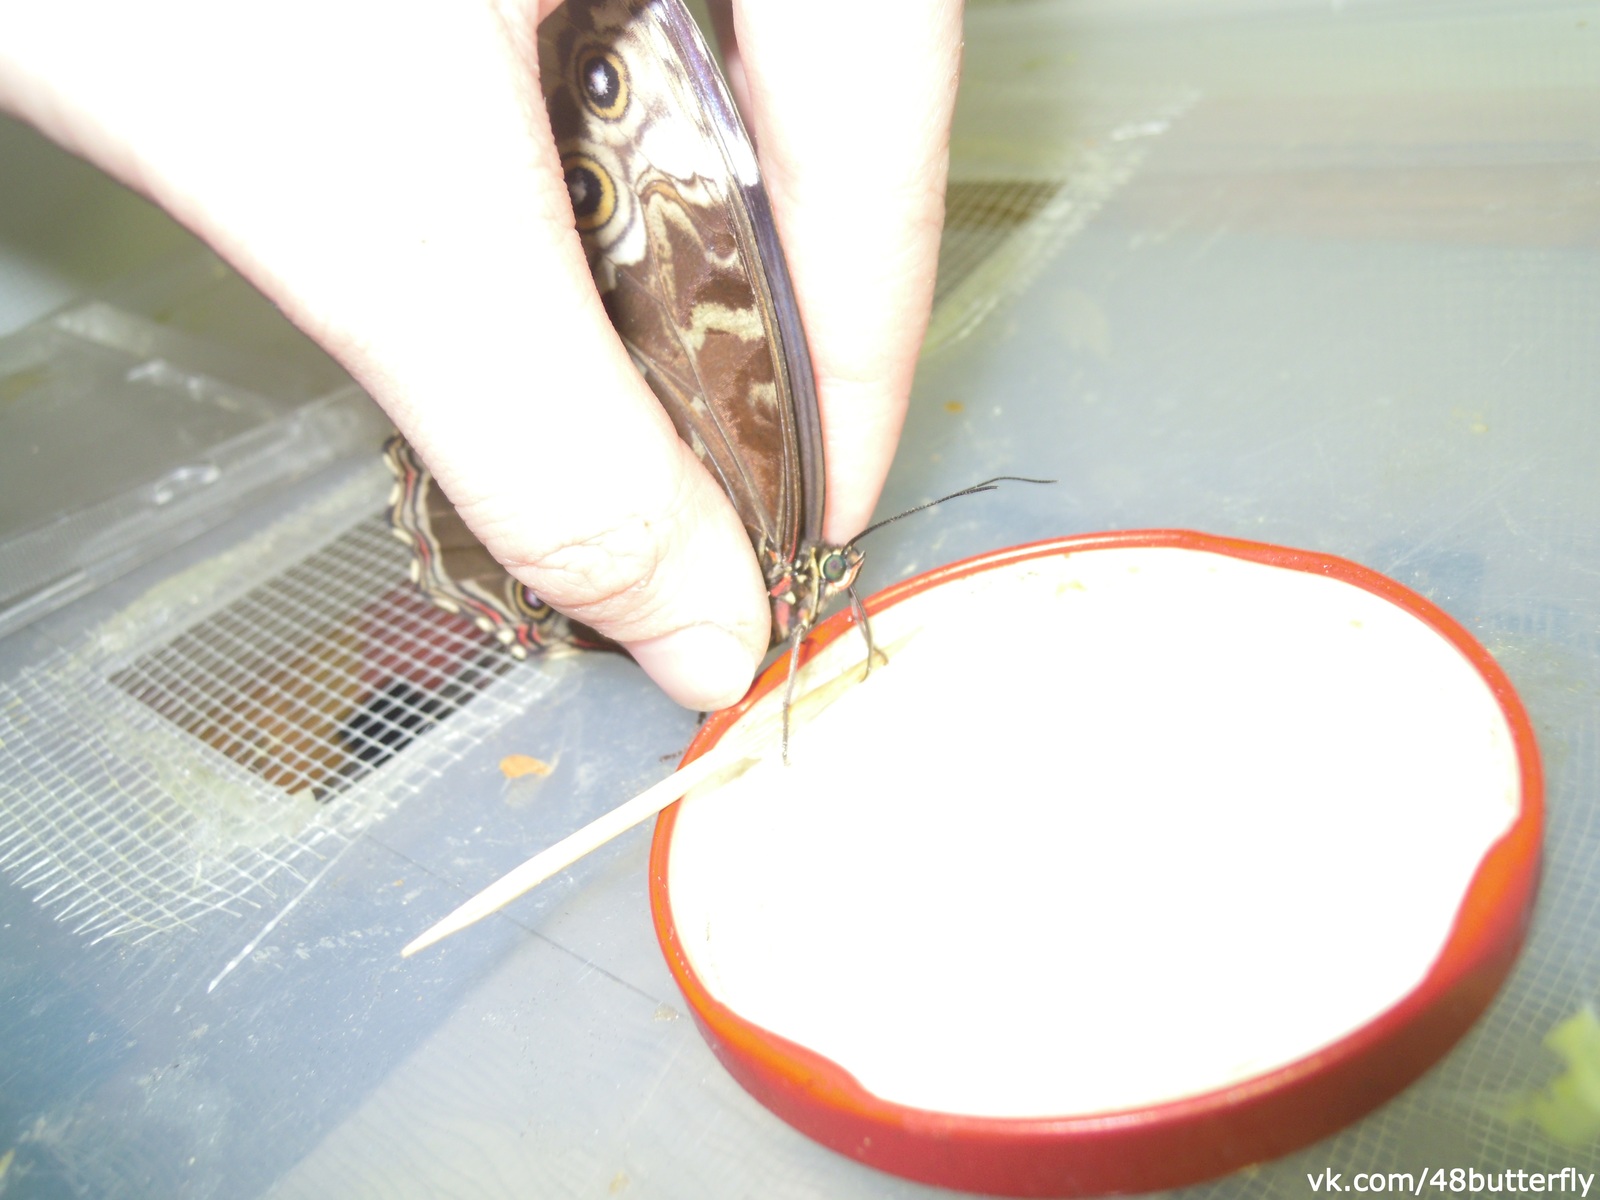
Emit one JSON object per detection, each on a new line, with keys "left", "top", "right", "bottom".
{"left": 389, "top": 0, "right": 847, "bottom": 654}
{"left": 539, "top": 0, "right": 824, "bottom": 593}
{"left": 386, "top": 436, "right": 617, "bottom": 654}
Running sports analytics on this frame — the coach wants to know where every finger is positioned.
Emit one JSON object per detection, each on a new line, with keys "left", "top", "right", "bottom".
{"left": 699, "top": 0, "right": 753, "bottom": 128}
{"left": 729, "top": 0, "right": 963, "bottom": 544}
{"left": 0, "top": 0, "right": 769, "bottom": 710}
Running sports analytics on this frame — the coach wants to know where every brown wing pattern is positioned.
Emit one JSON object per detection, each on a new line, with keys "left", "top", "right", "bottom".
{"left": 386, "top": 436, "right": 600, "bottom": 656}
{"left": 387, "top": 0, "right": 860, "bottom": 658}
{"left": 539, "top": 0, "right": 810, "bottom": 579}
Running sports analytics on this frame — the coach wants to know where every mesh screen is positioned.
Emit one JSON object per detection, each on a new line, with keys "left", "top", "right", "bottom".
{"left": 0, "top": 491, "right": 564, "bottom": 944}
{"left": 936, "top": 179, "right": 1067, "bottom": 308}
{"left": 107, "top": 518, "right": 516, "bottom": 802}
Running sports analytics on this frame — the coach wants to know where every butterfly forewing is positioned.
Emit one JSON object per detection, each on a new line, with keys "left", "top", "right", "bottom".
{"left": 389, "top": 0, "right": 859, "bottom": 660}
{"left": 539, "top": 0, "right": 820, "bottom": 586}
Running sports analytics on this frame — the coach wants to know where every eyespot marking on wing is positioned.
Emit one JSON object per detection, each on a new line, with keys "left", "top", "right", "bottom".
{"left": 575, "top": 43, "right": 630, "bottom": 120}
{"left": 563, "top": 153, "right": 618, "bottom": 232}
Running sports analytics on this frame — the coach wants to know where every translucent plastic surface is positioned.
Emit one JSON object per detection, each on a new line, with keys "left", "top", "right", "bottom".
{"left": 0, "top": 1, "right": 1596, "bottom": 1196}
{"left": 0, "top": 294, "right": 385, "bottom": 635}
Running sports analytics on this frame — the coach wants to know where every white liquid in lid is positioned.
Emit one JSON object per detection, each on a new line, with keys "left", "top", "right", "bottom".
{"left": 666, "top": 547, "right": 1521, "bottom": 1118}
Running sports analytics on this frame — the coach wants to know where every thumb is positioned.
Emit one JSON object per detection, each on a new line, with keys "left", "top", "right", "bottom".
{"left": 0, "top": 0, "right": 772, "bottom": 710}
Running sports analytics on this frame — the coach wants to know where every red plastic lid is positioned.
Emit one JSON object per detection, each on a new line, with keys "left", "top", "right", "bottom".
{"left": 649, "top": 531, "right": 1542, "bottom": 1197}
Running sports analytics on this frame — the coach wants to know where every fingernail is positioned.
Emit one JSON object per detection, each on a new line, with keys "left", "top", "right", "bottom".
{"left": 627, "top": 625, "right": 758, "bottom": 712}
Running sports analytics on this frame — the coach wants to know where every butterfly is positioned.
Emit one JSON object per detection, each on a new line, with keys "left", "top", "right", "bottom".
{"left": 386, "top": 0, "right": 864, "bottom": 689}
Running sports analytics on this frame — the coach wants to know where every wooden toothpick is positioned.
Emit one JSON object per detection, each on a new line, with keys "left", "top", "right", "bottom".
{"left": 400, "top": 740, "right": 754, "bottom": 957}
{"left": 400, "top": 633, "right": 897, "bottom": 959}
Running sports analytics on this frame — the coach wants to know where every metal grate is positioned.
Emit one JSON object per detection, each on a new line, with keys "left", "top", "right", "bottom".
{"left": 925, "top": 83, "right": 1199, "bottom": 352}
{"left": 108, "top": 516, "right": 517, "bottom": 802}
{"left": 935, "top": 178, "right": 1067, "bottom": 309}
{"left": 0, "top": 479, "right": 568, "bottom": 944}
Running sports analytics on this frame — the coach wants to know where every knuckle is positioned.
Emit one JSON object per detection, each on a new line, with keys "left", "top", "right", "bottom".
{"left": 507, "top": 515, "right": 668, "bottom": 626}
{"left": 484, "top": 466, "right": 704, "bottom": 637}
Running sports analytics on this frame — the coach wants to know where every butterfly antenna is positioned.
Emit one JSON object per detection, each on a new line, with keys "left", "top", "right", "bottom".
{"left": 782, "top": 476, "right": 1052, "bottom": 761}
{"left": 854, "top": 476, "right": 1055, "bottom": 542}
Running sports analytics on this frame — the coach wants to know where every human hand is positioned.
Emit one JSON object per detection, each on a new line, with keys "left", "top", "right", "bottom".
{"left": 0, "top": 0, "right": 962, "bottom": 710}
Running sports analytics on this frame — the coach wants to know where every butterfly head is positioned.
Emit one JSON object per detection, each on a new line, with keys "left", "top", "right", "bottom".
{"left": 768, "top": 543, "right": 864, "bottom": 645}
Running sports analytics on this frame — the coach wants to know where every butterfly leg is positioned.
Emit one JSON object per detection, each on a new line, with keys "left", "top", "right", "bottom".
{"left": 780, "top": 627, "right": 806, "bottom": 766}
{"left": 847, "top": 585, "right": 879, "bottom": 676}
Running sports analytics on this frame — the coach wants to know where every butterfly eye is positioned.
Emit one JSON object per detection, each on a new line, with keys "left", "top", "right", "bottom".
{"left": 576, "top": 46, "right": 628, "bottom": 120}
{"left": 821, "top": 552, "right": 851, "bottom": 584}
{"left": 561, "top": 153, "right": 617, "bottom": 232}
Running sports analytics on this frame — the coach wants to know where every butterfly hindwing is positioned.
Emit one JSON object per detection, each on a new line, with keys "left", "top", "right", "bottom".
{"left": 385, "top": 436, "right": 564, "bottom": 655}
